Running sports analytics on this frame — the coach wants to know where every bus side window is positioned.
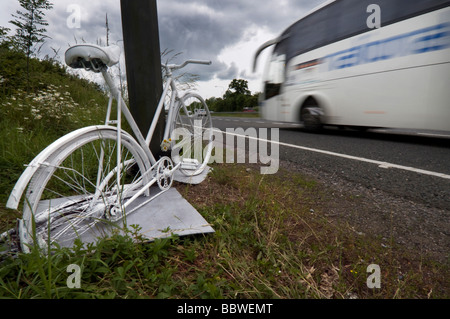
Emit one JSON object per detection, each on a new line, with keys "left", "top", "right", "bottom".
{"left": 264, "top": 54, "right": 286, "bottom": 99}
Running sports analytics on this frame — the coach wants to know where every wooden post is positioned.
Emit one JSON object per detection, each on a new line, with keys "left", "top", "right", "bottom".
{"left": 120, "top": 0, "right": 164, "bottom": 158}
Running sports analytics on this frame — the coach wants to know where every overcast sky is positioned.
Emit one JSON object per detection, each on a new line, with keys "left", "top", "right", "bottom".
{"left": 1, "top": 0, "right": 325, "bottom": 98}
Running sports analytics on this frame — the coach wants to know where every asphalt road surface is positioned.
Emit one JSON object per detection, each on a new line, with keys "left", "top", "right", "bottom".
{"left": 211, "top": 116, "right": 450, "bottom": 210}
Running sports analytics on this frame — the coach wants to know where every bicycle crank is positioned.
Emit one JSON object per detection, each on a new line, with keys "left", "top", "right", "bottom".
{"left": 156, "top": 156, "right": 175, "bottom": 191}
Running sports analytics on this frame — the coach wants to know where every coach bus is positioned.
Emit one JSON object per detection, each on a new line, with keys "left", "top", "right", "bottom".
{"left": 253, "top": 0, "right": 450, "bottom": 132}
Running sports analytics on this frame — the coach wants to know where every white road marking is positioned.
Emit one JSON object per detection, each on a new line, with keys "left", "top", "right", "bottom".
{"left": 214, "top": 129, "right": 450, "bottom": 180}
{"left": 417, "top": 132, "right": 450, "bottom": 138}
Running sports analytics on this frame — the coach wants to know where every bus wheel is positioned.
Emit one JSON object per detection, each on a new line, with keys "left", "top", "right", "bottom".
{"left": 301, "top": 106, "right": 323, "bottom": 132}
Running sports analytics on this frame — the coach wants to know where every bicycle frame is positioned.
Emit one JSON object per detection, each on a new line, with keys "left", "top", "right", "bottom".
{"left": 6, "top": 58, "right": 211, "bottom": 216}
{"left": 101, "top": 68, "right": 156, "bottom": 164}
{"left": 101, "top": 59, "right": 211, "bottom": 166}
{"left": 96, "top": 60, "right": 211, "bottom": 215}
{"left": 3, "top": 45, "right": 212, "bottom": 252}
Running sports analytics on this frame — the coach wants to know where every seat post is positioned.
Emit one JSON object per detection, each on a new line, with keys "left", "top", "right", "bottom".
{"left": 101, "top": 67, "right": 119, "bottom": 98}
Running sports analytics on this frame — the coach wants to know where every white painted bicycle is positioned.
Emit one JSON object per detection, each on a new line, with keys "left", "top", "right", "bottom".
{"left": 4, "top": 44, "right": 213, "bottom": 252}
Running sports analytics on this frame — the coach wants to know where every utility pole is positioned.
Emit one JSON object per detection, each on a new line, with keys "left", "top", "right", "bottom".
{"left": 120, "top": 0, "right": 164, "bottom": 158}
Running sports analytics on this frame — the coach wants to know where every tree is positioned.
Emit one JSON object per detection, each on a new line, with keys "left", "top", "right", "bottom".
{"left": 0, "top": 27, "right": 10, "bottom": 44}
{"left": 9, "top": 0, "right": 53, "bottom": 90}
{"left": 219, "top": 79, "right": 255, "bottom": 112}
{"left": 207, "top": 79, "right": 259, "bottom": 112}
{"left": 226, "top": 79, "right": 250, "bottom": 96}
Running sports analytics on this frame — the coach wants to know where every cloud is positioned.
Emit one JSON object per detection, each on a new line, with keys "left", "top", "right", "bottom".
{"left": 46, "top": 0, "right": 123, "bottom": 47}
{"left": 0, "top": 0, "right": 326, "bottom": 96}
{"left": 156, "top": 0, "right": 325, "bottom": 81}
{"left": 217, "top": 62, "right": 239, "bottom": 80}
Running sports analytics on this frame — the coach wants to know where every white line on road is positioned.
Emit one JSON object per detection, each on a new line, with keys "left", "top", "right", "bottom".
{"left": 216, "top": 129, "right": 450, "bottom": 180}
{"left": 417, "top": 132, "right": 450, "bottom": 138}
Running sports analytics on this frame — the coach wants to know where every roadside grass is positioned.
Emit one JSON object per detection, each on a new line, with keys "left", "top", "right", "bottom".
{"left": 0, "top": 78, "right": 109, "bottom": 209}
{"left": 0, "top": 55, "right": 111, "bottom": 247}
{"left": 1, "top": 163, "right": 447, "bottom": 299}
{"left": 177, "top": 164, "right": 449, "bottom": 299}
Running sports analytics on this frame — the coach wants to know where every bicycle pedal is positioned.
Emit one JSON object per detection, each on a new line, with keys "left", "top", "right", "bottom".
{"left": 180, "top": 158, "right": 200, "bottom": 170}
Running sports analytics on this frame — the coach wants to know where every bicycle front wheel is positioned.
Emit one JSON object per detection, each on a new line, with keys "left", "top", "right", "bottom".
{"left": 171, "top": 93, "right": 213, "bottom": 176}
{"left": 20, "top": 126, "right": 151, "bottom": 251}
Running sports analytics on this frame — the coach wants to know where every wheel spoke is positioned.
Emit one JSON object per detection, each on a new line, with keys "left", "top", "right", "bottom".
{"left": 21, "top": 128, "right": 150, "bottom": 251}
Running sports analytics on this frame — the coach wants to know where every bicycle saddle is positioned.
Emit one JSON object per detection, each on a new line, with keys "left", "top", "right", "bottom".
{"left": 65, "top": 44, "right": 121, "bottom": 71}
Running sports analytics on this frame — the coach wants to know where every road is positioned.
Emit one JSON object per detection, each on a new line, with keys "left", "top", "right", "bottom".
{"left": 211, "top": 116, "right": 450, "bottom": 210}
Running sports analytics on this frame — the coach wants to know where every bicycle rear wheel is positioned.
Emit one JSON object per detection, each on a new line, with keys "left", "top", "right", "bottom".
{"left": 171, "top": 92, "right": 213, "bottom": 176}
{"left": 19, "top": 126, "right": 151, "bottom": 252}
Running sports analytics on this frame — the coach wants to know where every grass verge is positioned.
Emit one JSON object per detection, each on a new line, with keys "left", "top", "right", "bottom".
{"left": 0, "top": 163, "right": 447, "bottom": 299}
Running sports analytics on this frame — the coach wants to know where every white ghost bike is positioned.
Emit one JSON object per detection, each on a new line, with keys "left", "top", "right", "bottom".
{"left": 3, "top": 44, "right": 213, "bottom": 252}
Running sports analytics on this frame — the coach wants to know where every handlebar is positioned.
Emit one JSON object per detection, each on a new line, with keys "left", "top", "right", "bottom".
{"left": 163, "top": 59, "right": 212, "bottom": 72}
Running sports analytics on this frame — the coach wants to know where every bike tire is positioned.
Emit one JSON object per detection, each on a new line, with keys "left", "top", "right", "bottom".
{"left": 170, "top": 92, "right": 213, "bottom": 176}
{"left": 20, "top": 126, "right": 151, "bottom": 252}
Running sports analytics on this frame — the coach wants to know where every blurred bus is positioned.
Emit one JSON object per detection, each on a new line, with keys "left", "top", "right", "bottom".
{"left": 253, "top": 0, "right": 450, "bottom": 132}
